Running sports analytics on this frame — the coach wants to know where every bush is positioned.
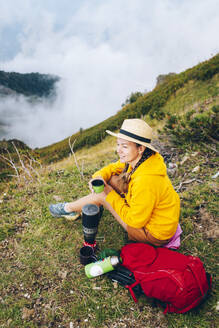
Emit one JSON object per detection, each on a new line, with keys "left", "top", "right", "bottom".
{"left": 163, "top": 105, "right": 219, "bottom": 145}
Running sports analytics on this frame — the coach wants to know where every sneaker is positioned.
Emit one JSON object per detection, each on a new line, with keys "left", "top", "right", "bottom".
{"left": 49, "top": 203, "right": 80, "bottom": 221}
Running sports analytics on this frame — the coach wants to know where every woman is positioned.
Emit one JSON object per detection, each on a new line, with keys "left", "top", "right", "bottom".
{"left": 49, "top": 119, "right": 180, "bottom": 247}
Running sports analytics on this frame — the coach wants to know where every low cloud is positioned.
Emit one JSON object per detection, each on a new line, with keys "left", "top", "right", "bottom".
{"left": 0, "top": 0, "right": 218, "bottom": 148}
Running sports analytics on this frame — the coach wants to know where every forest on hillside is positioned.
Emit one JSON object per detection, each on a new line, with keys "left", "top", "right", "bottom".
{"left": 0, "top": 70, "right": 59, "bottom": 98}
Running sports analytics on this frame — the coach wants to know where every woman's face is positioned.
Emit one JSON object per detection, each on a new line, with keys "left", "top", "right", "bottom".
{"left": 116, "top": 138, "right": 145, "bottom": 166}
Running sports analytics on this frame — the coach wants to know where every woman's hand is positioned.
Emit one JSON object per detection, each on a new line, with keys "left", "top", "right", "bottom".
{"left": 88, "top": 177, "right": 113, "bottom": 203}
{"left": 95, "top": 182, "right": 113, "bottom": 204}
{"left": 102, "top": 183, "right": 113, "bottom": 196}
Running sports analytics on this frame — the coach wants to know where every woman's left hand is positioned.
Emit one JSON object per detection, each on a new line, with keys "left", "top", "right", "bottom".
{"left": 92, "top": 182, "right": 113, "bottom": 205}
{"left": 103, "top": 183, "right": 113, "bottom": 196}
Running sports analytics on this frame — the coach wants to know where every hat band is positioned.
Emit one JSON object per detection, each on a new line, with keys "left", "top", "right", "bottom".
{"left": 119, "top": 129, "right": 151, "bottom": 144}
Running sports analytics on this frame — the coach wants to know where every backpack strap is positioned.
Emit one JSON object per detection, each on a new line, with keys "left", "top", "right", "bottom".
{"left": 125, "top": 281, "right": 140, "bottom": 303}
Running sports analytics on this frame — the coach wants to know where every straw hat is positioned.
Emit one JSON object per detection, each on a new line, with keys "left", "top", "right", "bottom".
{"left": 106, "top": 118, "right": 158, "bottom": 152}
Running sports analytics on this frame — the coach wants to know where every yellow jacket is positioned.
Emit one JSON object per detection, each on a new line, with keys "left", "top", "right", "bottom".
{"left": 92, "top": 153, "right": 180, "bottom": 240}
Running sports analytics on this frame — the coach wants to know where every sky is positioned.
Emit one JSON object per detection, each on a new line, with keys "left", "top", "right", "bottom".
{"left": 0, "top": 0, "right": 218, "bottom": 148}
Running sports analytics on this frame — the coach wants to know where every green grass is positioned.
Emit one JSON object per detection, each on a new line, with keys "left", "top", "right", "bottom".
{"left": 0, "top": 137, "right": 218, "bottom": 327}
{"left": 162, "top": 74, "right": 219, "bottom": 115}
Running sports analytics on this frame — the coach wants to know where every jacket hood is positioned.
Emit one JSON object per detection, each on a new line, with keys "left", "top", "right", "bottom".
{"left": 132, "top": 153, "right": 167, "bottom": 176}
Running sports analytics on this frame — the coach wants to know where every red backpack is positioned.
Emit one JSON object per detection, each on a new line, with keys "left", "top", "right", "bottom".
{"left": 119, "top": 243, "right": 212, "bottom": 314}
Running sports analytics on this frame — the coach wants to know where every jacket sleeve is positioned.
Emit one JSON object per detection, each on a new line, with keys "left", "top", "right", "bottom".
{"left": 106, "top": 176, "right": 156, "bottom": 228}
{"left": 92, "top": 160, "right": 125, "bottom": 182}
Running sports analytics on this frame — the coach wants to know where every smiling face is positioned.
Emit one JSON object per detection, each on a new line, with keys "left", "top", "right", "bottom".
{"left": 116, "top": 138, "right": 145, "bottom": 167}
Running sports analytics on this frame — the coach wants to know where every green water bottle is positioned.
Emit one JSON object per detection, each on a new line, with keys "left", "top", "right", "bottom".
{"left": 85, "top": 256, "right": 120, "bottom": 278}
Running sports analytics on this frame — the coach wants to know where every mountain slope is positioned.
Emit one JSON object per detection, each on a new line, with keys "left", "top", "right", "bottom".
{"left": 38, "top": 54, "right": 219, "bottom": 163}
{"left": 0, "top": 55, "right": 218, "bottom": 181}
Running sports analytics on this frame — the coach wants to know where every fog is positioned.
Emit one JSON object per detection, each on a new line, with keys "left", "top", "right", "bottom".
{"left": 0, "top": 0, "right": 218, "bottom": 148}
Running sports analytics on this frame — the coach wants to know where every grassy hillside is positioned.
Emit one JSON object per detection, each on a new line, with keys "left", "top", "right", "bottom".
{"left": 0, "top": 121, "right": 218, "bottom": 327}
{"left": 0, "top": 56, "right": 218, "bottom": 327}
{"left": 37, "top": 54, "right": 219, "bottom": 164}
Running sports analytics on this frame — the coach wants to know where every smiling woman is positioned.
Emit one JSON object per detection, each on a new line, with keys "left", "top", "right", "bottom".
{"left": 49, "top": 118, "right": 181, "bottom": 249}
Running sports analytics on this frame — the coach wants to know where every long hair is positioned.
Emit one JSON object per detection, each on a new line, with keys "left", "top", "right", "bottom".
{"left": 117, "top": 146, "right": 155, "bottom": 194}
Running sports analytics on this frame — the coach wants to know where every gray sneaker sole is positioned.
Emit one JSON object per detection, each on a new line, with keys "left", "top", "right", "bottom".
{"left": 50, "top": 212, "right": 80, "bottom": 221}
{"left": 62, "top": 213, "right": 81, "bottom": 221}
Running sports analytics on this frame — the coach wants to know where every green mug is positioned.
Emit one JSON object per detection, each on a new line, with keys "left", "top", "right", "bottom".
{"left": 91, "top": 179, "right": 104, "bottom": 193}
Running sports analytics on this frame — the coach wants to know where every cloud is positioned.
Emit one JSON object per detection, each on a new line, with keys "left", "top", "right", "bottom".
{"left": 0, "top": 0, "right": 218, "bottom": 148}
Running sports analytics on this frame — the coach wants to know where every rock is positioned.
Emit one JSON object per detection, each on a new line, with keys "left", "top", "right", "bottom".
{"left": 22, "top": 307, "right": 34, "bottom": 320}
{"left": 192, "top": 166, "right": 200, "bottom": 173}
{"left": 113, "top": 281, "right": 118, "bottom": 289}
{"left": 167, "top": 162, "right": 178, "bottom": 176}
{"left": 58, "top": 270, "right": 68, "bottom": 279}
{"left": 206, "top": 228, "right": 219, "bottom": 240}
{"left": 212, "top": 171, "right": 219, "bottom": 179}
{"left": 168, "top": 162, "right": 178, "bottom": 169}
{"left": 191, "top": 152, "right": 199, "bottom": 157}
{"left": 180, "top": 155, "right": 189, "bottom": 165}
{"left": 92, "top": 284, "right": 101, "bottom": 290}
